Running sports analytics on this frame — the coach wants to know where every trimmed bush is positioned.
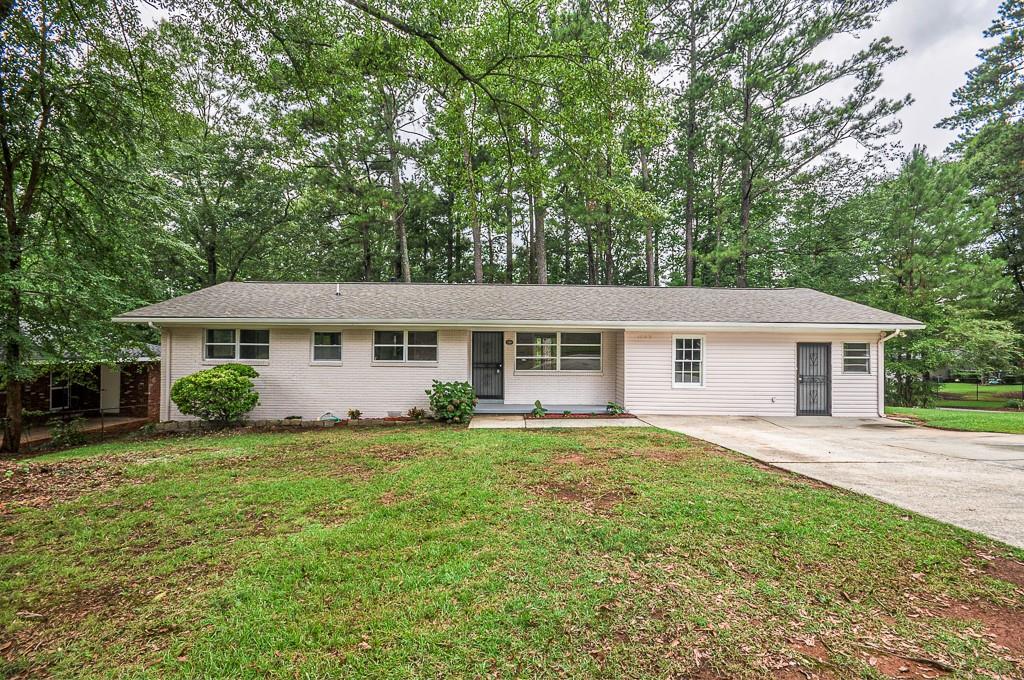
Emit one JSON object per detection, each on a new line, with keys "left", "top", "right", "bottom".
{"left": 426, "top": 380, "right": 477, "bottom": 424}
{"left": 170, "top": 364, "right": 260, "bottom": 424}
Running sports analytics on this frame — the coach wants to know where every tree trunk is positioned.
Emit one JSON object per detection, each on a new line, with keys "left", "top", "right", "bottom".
{"left": 205, "top": 238, "right": 217, "bottom": 287}
{"left": 736, "top": 82, "right": 753, "bottom": 288}
{"left": 486, "top": 222, "right": 494, "bottom": 282}
{"left": 527, "top": 190, "right": 536, "bottom": 283}
{"left": 586, "top": 223, "right": 597, "bottom": 284}
{"left": 504, "top": 182, "right": 514, "bottom": 283}
{"left": 603, "top": 200, "right": 613, "bottom": 285}
{"left": 381, "top": 84, "right": 410, "bottom": 282}
{"left": 530, "top": 124, "right": 547, "bottom": 284}
{"left": 360, "top": 221, "right": 372, "bottom": 280}
{"left": 603, "top": 154, "right": 613, "bottom": 285}
{"left": 639, "top": 145, "right": 656, "bottom": 287}
{"left": 463, "top": 137, "right": 483, "bottom": 283}
{"left": 562, "top": 187, "right": 572, "bottom": 281}
{"left": 466, "top": 148, "right": 481, "bottom": 284}
{"left": 1, "top": 211, "right": 23, "bottom": 454}
{"left": 684, "top": 11, "right": 697, "bottom": 287}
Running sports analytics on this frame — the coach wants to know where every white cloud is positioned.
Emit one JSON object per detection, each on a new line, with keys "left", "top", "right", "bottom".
{"left": 826, "top": 0, "right": 1000, "bottom": 157}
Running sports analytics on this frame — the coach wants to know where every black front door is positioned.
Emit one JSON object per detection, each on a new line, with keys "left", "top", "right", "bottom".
{"left": 797, "top": 343, "right": 831, "bottom": 416}
{"left": 472, "top": 332, "right": 504, "bottom": 400}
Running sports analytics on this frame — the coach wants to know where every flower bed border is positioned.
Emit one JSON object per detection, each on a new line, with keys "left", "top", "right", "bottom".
{"left": 524, "top": 413, "right": 636, "bottom": 420}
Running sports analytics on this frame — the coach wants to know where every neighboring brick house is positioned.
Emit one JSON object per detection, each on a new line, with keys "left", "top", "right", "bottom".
{"left": 1, "top": 350, "right": 160, "bottom": 423}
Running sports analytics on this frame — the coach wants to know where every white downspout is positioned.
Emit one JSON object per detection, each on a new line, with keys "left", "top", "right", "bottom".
{"left": 877, "top": 329, "right": 902, "bottom": 417}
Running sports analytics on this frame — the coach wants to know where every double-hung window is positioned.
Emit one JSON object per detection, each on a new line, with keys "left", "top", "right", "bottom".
{"left": 50, "top": 372, "right": 71, "bottom": 410}
{"left": 204, "top": 329, "right": 270, "bottom": 360}
{"left": 312, "top": 331, "right": 343, "bottom": 362}
{"left": 373, "top": 331, "right": 438, "bottom": 362}
{"left": 843, "top": 342, "right": 870, "bottom": 373}
{"left": 673, "top": 336, "right": 703, "bottom": 386}
{"left": 515, "top": 332, "right": 602, "bottom": 372}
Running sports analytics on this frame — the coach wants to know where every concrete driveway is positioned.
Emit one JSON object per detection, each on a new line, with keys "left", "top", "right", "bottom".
{"left": 639, "top": 415, "right": 1024, "bottom": 549}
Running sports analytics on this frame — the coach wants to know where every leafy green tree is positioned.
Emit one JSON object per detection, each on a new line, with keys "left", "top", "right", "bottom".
{"left": 0, "top": 0, "right": 167, "bottom": 452}
{"left": 943, "top": 0, "right": 1024, "bottom": 325}
{"left": 856, "top": 150, "right": 1006, "bottom": 405}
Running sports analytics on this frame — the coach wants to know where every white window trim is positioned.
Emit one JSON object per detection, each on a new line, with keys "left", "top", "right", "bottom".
{"left": 372, "top": 330, "right": 439, "bottom": 365}
{"left": 671, "top": 335, "right": 705, "bottom": 388}
{"left": 202, "top": 328, "right": 270, "bottom": 364}
{"left": 310, "top": 330, "right": 344, "bottom": 365}
{"left": 50, "top": 372, "right": 71, "bottom": 410}
{"left": 513, "top": 331, "right": 604, "bottom": 375}
{"left": 842, "top": 342, "right": 871, "bottom": 375}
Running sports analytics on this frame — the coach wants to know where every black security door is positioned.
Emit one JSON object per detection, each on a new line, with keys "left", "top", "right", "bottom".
{"left": 797, "top": 343, "right": 831, "bottom": 416}
{"left": 472, "top": 332, "right": 504, "bottom": 400}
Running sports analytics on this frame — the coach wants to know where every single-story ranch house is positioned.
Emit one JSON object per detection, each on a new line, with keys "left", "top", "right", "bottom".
{"left": 114, "top": 282, "right": 923, "bottom": 421}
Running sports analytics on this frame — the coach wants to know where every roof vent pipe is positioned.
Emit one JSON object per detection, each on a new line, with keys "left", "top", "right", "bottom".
{"left": 335, "top": 283, "right": 341, "bottom": 296}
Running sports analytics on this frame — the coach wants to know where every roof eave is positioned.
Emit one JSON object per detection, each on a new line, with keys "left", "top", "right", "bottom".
{"left": 112, "top": 316, "right": 925, "bottom": 331}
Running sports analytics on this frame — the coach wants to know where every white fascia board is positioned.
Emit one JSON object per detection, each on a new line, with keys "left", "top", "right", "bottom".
{"left": 113, "top": 316, "right": 925, "bottom": 332}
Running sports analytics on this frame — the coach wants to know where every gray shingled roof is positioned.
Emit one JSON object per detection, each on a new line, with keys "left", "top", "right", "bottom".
{"left": 114, "top": 282, "right": 923, "bottom": 328}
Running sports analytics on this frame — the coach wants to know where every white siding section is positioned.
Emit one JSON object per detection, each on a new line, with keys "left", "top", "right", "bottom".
{"left": 162, "top": 326, "right": 469, "bottom": 420}
{"left": 831, "top": 338, "right": 881, "bottom": 417}
{"left": 624, "top": 330, "right": 880, "bottom": 417}
{"left": 501, "top": 330, "right": 617, "bottom": 406}
{"left": 614, "top": 329, "right": 625, "bottom": 406}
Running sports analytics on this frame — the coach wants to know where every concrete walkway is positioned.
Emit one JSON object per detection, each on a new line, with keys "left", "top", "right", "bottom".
{"left": 640, "top": 415, "right": 1024, "bottom": 549}
{"left": 469, "top": 415, "right": 648, "bottom": 429}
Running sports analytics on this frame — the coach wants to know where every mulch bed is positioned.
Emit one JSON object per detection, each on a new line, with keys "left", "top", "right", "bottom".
{"left": 526, "top": 413, "right": 637, "bottom": 420}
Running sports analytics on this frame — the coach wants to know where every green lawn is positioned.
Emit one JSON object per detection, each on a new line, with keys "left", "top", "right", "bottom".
{"left": 936, "top": 382, "right": 1024, "bottom": 410}
{"left": 2, "top": 426, "right": 1023, "bottom": 679}
{"left": 888, "top": 407, "right": 1024, "bottom": 434}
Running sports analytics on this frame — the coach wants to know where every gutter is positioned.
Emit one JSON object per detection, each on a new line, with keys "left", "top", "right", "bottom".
{"left": 113, "top": 317, "right": 926, "bottom": 332}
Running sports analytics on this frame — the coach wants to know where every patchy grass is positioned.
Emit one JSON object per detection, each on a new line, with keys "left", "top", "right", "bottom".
{"left": 937, "top": 383, "right": 1024, "bottom": 410}
{"left": 888, "top": 407, "right": 1024, "bottom": 434}
{"left": 2, "top": 426, "right": 1023, "bottom": 679}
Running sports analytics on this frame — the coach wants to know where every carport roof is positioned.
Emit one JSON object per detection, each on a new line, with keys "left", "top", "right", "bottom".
{"left": 114, "top": 282, "right": 924, "bottom": 330}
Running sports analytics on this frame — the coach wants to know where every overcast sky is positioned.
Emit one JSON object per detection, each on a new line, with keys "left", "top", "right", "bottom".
{"left": 847, "top": 0, "right": 999, "bottom": 155}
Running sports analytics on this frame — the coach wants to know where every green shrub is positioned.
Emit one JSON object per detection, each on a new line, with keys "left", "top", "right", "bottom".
{"left": 407, "top": 406, "right": 426, "bottom": 420}
{"left": 606, "top": 401, "right": 625, "bottom": 415}
{"left": 1006, "top": 399, "right": 1024, "bottom": 411}
{"left": 48, "top": 417, "right": 86, "bottom": 448}
{"left": 348, "top": 408, "right": 362, "bottom": 420}
{"left": 170, "top": 364, "right": 260, "bottom": 424}
{"left": 531, "top": 400, "right": 547, "bottom": 418}
{"left": 425, "top": 380, "right": 477, "bottom": 424}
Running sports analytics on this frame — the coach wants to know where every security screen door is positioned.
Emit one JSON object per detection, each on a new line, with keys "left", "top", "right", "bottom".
{"left": 472, "top": 332, "right": 504, "bottom": 400}
{"left": 797, "top": 343, "right": 831, "bottom": 416}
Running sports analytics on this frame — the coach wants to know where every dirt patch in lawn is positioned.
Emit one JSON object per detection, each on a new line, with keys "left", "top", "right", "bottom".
{"left": 937, "top": 599, "right": 1024, "bottom": 655}
{"left": 984, "top": 556, "right": 1024, "bottom": 589}
{"left": 378, "top": 490, "right": 414, "bottom": 506}
{"left": 790, "top": 638, "right": 830, "bottom": 663}
{"left": 0, "top": 459, "right": 152, "bottom": 512}
{"left": 854, "top": 650, "right": 951, "bottom": 678}
{"left": 550, "top": 452, "right": 610, "bottom": 467}
{"left": 361, "top": 443, "right": 442, "bottom": 462}
{"left": 788, "top": 638, "right": 950, "bottom": 679}
{"left": 530, "top": 479, "right": 636, "bottom": 513}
